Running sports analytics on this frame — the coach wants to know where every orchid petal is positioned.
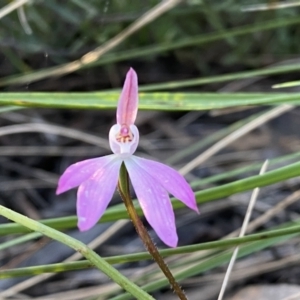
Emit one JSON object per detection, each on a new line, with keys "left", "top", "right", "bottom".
{"left": 117, "top": 68, "right": 138, "bottom": 126}
{"left": 125, "top": 158, "right": 178, "bottom": 247}
{"left": 131, "top": 156, "right": 199, "bottom": 213}
{"left": 56, "top": 155, "right": 116, "bottom": 194}
{"left": 77, "top": 158, "right": 122, "bottom": 231}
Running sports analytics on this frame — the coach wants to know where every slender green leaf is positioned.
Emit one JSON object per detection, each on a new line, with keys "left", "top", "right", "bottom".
{"left": 273, "top": 80, "right": 300, "bottom": 89}
{"left": 1, "top": 160, "right": 300, "bottom": 235}
{"left": 1, "top": 221, "right": 300, "bottom": 279}
{"left": 2, "top": 152, "right": 299, "bottom": 249}
{"left": 191, "top": 151, "right": 300, "bottom": 188}
{"left": 0, "top": 92, "right": 299, "bottom": 110}
{"left": 0, "top": 205, "right": 153, "bottom": 300}
{"left": 1, "top": 15, "right": 299, "bottom": 87}
{"left": 114, "top": 233, "right": 296, "bottom": 299}
{"left": 139, "top": 64, "right": 300, "bottom": 91}
{"left": 0, "top": 232, "right": 41, "bottom": 251}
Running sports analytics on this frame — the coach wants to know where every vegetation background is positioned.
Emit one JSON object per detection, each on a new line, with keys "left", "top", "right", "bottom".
{"left": 1, "top": 0, "right": 300, "bottom": 299}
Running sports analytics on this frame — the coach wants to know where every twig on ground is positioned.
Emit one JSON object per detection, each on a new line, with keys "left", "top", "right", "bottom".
{"left": 0, "top": 0, "right": 31, "bottom": 20}
{"left": 217, "top": 160, "right": 269, "bottom": 300}
{"left": 0, "top": 0, "right": 183, "bottom": 85}
{"left": 0, "top": 123, "right": 109, "bottom": 149}
{"left": 179, "top": 105, "right": 293, "bottom": 175}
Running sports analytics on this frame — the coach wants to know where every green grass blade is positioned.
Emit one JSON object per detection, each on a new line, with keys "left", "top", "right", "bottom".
{"left": 119, "top": 234, "right": 296, "bottom": 299}
{"left": 1, "top": 160, "right": 300, "bottom": 235}
{"left": 139, "top": 63, "right": 300, "bottom": 91}
{"left": 0, "top": 92, "right": 300, "bottom": 110}
{"left": 0, "top": 205, "right": 153, "bottom": 300}
{"left": 1, "top": 15, "right": 299, "bottom": 87}
{"left": 1, "top": 221, "right": 300, "bottom": 279}
{"left": 1, "top": 152, "right": 299, "bottom": 248}
{"left": 0, "top": 232, "right": 41, "bottom": 251}
{"left": 191, "top": 151, "right": 300, "bottom": 188}
{"left": 273, "top": 80, "right": 300, "bottom": 89}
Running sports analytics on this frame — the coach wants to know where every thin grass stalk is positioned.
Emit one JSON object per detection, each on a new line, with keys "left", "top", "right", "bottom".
{"left": 0, "top": 205, "right": 153, "bottom": 300}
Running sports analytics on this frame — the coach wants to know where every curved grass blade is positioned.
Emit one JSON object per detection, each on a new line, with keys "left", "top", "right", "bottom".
{"left": 0, "top": 205, "right": 154, "bottom": 300}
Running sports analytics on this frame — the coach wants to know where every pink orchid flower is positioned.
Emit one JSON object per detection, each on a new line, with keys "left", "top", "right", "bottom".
{"left": 56, "top": 68, "right": 198, "bottom": 247}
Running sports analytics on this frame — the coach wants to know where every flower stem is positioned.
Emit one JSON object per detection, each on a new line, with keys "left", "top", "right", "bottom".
{"left": 118, "top": 163, "right": 188, "bottom": 300}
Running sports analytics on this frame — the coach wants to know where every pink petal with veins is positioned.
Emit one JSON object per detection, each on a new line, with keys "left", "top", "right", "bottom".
{"left": 125, "top": 158, "right": 178, "bottom": 247}
{"left": 117, "top": 68, "right": 138, "bottom": 126}
{"left": 56, "top": 154, "right": 116, "bottom": 194}
{"left": 77, "top": 158, "right": 122, "bottom": 231}
{"left": 132, "top": 156, "right": 199, "bottom": 213}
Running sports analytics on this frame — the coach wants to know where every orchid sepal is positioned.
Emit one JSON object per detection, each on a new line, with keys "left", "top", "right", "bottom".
{"left": 116, "top": 67, "right": 138, "bottom": 126}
